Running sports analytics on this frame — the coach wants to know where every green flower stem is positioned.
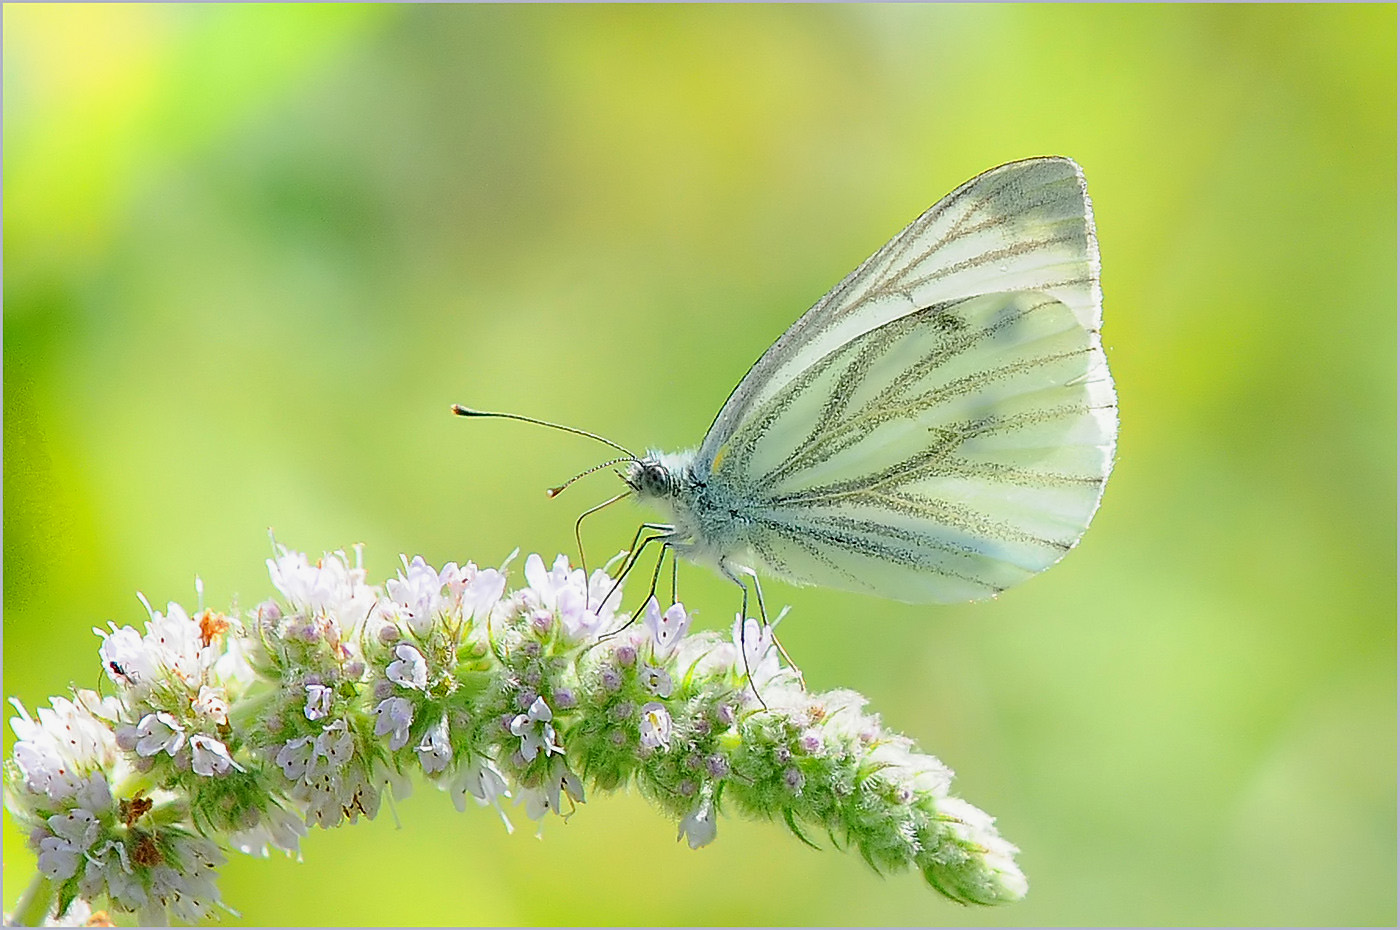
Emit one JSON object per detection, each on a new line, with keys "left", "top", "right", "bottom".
{"left": 10, "top": 874, "right": 57, "bottom": 928}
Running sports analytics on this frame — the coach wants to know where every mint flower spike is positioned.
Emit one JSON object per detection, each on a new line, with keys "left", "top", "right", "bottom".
{"left": 4, "top": 546, "right": 1027, "bottom": 925}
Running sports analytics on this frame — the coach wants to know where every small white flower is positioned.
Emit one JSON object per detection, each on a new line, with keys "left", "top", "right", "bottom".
{"left": 309, "top": 719, "right": 354, "bottom": 777}
{"left": 523, "top": 553, "right": 572, "bottom": 610}
{"left": 48, "top": 807, "right": 100, "bottom": 848}
{"left": 141, "top": 598, "right": 209, "bottom": 686}
{"left": 266, "top": 548, "right": 328, "bottom": 610}
{"left": 299, "top": 755, "right": 394, "bottom": 829}
{"left": 938, "top": 796, "right": 1017, "bottom": 857}
{"left": 517, "top": 786, "right": 549, "bottom": 822}
{"left": 37, "top": 834, "right": 83, "bottom": 880}
{"left": 95, "top": 842, "right": 148, "bottom": 910}
{"left": 456, "top": 758, "right": 510, "bottom": 805}
{"left": 74, "top": 688, "right": 123, "bottom": 725}
{"left": 387, "top": 555, "right": 446, "bottom": 636}
{"left": 909, "top": 755, "right": 955, "bottom": 797}
{"left": 556, "top": 584, "right": 606, "bottom": 642}
{"left": 672, "top": 630, "right": 737, "bottom": 681}
{"left": 818, "top": 689, "right": 881, "bottom": 744}
{"left": 212, "top": 628, "right": 257, "bottom": 688}
{"left": 73, "top": 771, "right": 113, "bottom": 818}
{"left": 193, "top": 685, "right": 230, "bottom": 726}
{"left": 228, "top": 802, "right": 308, "bottom": 858}
{"left": 509, "top": 696, "right": 561, "bottom": 762}
{"left": 446, "top": 758, "right": 513, "bottom": 830}
{"left": 134, "top": 711, "right": 186, "bottom": 758}
{"left": 303, "top": 683, "right": 334, "bottom": 720}
{"left": 190, "top": 734, "right": 241, "bottom": 776}
{"left": 8, "top": 695, "right": 118, "bottom": 802}
{"left": 586, "top": 567, "right": 624, "bottom": 622}
{"left": 522, "top": 554, "right": 619, "bottom": 643}
{"left": 644, "top": 598, "right": 690, "bottom": 658}
{"left": 96, "top": 623, "right": 154, "bottom": 688}
{"left": 274, "top": 736, "right": 314, "bottom": 780}
{"left": 374, "top": 697, "right": 415, "bottom": 750}
{"left": 415, "top": 715, "right": 452, "bottom": 774}
{"left": 639, "top": 702, "right": 672, "bottom": 751}
{"left": 518, "top": 756, "right": 584, "bottom": 825}
{"left": 639, "top": 663, "right": 674, "bottom": 698}
{"left": 36, "top": 800, "right": 104, "bottom": 884}
{"left": 458, "top": 563, "right": 507, "bottom": 621}
{"left": 731, "top": 615, "right": 782, "bottom": 691}
{"left": 266, "top": 546, "right": 377, "bottom": 631}
{"left": 386, "top": 643, "right": 429, "bottom": 691}
{"left": 679, "top": 796, "right": 718, "bottom": 849}
{"left": 149, "top": 832, "right": 226, "bottom": 923}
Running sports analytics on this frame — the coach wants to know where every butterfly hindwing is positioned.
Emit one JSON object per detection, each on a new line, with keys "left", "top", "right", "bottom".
{"left": 707, "top": 288, "right": 1113, "bottom": 603}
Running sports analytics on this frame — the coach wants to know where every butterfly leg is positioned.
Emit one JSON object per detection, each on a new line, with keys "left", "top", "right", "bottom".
{"left": 718, "top": 559, "right": 750, "bottom": 621}
{"left": 596, "top": 529, "right": 675, "bottom": 643}
{"left": 748, "top": 572, "right": 804, "bottom": 691}
{"left": 719, "top": 559, "right": 768, "bottom": 707}
{"left": 751, "top": 571, "right": 768, "bottom": 624}
{"left": 599, "top": 522, "right": 674, "bottom": 612}
{"left": 670, "top": 548, "right": 679, "bottom": 606}
{"left": 636, "top": 537, "right": 671, "bottom": 617}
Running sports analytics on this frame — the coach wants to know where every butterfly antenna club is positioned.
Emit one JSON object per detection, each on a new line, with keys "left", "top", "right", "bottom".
{"left": 450, "top": 404, "right": 637, "bottom": 459}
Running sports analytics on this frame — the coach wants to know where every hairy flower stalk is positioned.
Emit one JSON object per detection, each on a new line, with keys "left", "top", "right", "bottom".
{"left": 5, "top": 546, "right": 1026, "bottom": 924}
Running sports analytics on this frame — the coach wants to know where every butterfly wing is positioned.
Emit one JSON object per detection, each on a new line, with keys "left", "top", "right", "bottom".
{"left": 699, "top": 156, "right": 1104, "bottom": 464}
{"left": 697, "top": 157, "right": 1116, "bottom": 603}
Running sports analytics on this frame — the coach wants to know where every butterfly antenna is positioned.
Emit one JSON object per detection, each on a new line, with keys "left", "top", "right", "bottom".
{"left": 547, "top": 457, "right": 634, "bottom": 498}
{"left": 451, "top": 405, "right": 637, "bottom": 459}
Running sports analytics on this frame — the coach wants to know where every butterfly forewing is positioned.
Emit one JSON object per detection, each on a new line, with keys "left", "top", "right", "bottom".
{"left": 698, "top": 156, "right": 1104, "bottom": 468}
{"left": 694, "top": 157, "right": 1116, "bottom": 604}
{"left": 854, "top": 157, "right": 1102, "bottom": 329}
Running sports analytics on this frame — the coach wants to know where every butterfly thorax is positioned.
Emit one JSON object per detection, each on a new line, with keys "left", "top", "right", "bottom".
{"left": 625, "top": 450, "right": 756, "bottom": 569}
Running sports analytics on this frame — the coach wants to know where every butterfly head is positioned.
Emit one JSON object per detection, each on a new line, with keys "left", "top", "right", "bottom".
{"left": 623, "top": 450, "right": 699, "bottom": 506}
{"left": 624, "top": 456, "right": 674, "bottom": 502}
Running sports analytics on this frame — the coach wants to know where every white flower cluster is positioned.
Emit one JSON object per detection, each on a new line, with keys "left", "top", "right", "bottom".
{"left": 97, "top": 597, "right": 245, "bottom": 778}
{"left": 257, "top": 547, "right": 402, "bottom": 831}
{"left": 5, "top": 544, "right": 1028, "bottom": 926}
{"left": 6, "top": 691, "right": 225, "bottom": 924}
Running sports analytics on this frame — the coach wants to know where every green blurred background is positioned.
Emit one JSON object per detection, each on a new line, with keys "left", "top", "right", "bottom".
{"left": 4, "top": 4, "right": 1395, "bottom": 925}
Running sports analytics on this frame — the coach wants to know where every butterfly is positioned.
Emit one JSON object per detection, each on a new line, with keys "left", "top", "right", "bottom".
{"left": 457, "top": 156, "right": 1117, "bottom": 616}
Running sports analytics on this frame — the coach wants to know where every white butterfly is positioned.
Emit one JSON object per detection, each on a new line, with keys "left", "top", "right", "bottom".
{"left": 459, "top": 156, "right": 1117, "bottom": 611}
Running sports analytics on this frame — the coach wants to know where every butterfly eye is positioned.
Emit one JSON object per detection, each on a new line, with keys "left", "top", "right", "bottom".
{"left": 642, "top": 462, "right": 671, "bottom": 497}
